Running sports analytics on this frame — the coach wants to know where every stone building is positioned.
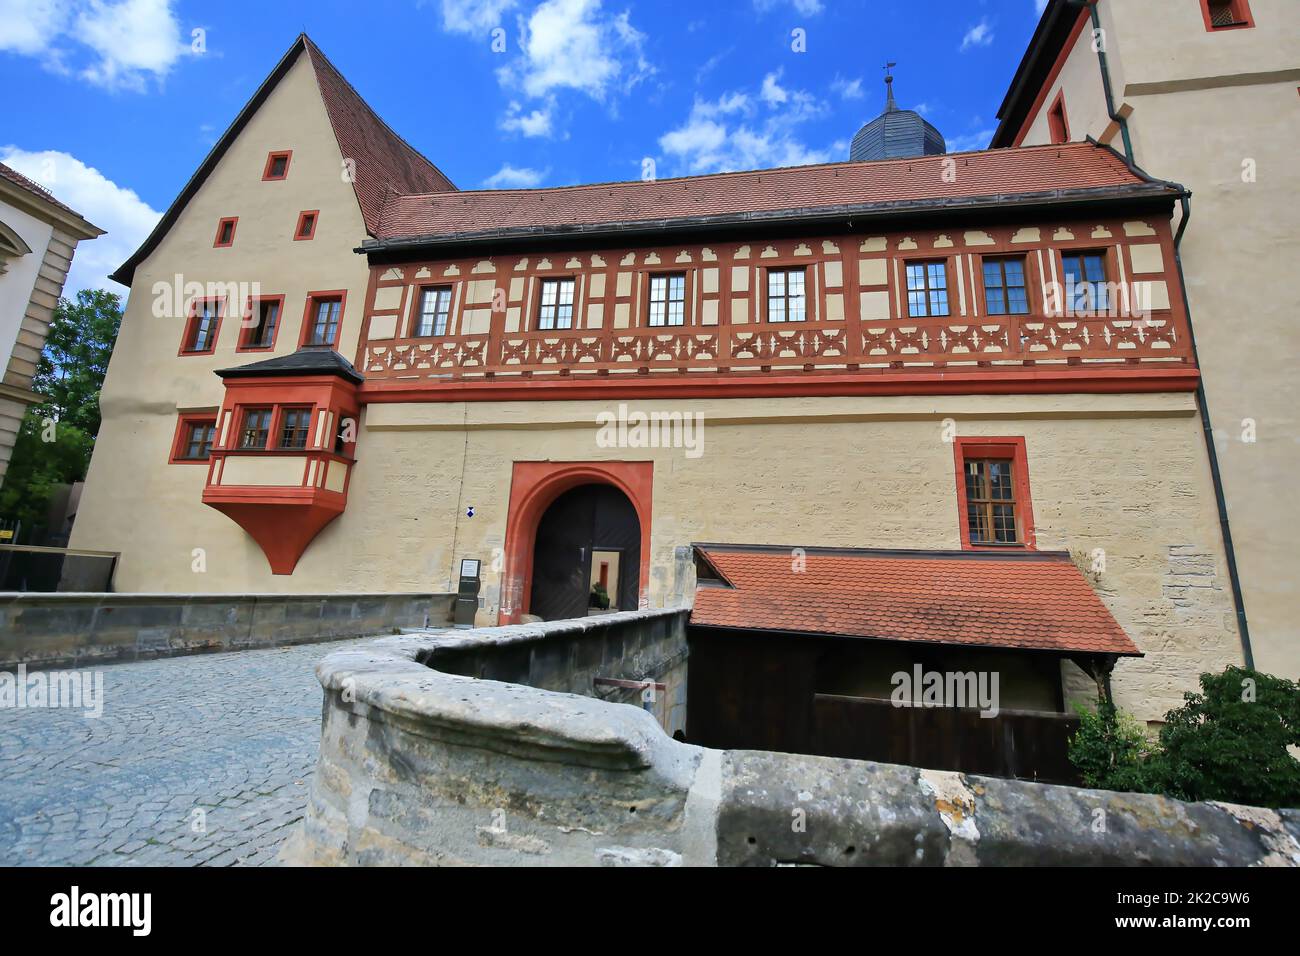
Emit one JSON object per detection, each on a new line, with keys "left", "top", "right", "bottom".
{"left": 991, "top": 0, "right": 1298, "bottom": 679}
{"left": 70, "top": 33, "right": 1254, "bottom": 749}
{"left": 0, "top": 164, "right": 103, "bottom": 485}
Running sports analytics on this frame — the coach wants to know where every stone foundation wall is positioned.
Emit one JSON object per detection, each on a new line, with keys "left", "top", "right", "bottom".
{"left": 0, "top": 592, "right": 455, "bottom": 670}
{"left": 284, "top": 611, "right": 1300, "bottom": 867}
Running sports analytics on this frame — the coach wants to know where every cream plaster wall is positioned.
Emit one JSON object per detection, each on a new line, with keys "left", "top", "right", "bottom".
{"left": 1014, "top": 0, "right": 1300, "bottom": 678}
{"left": 76, "top": 388, "right": 1240, "bottom": 723}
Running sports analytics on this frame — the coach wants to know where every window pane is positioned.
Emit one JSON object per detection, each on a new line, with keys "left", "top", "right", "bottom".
{"left": 906, "top": 264, "right": 925, "bottom": 291}
{"left": 1007, "top": 287, "right": 1029, "bottom": 314}
{"left": 649, "top": 276, "right": 666, "bottom": 302}
{"left": 769, "top": 271, "right": 785, "bottom": 296}
{"left": 1003, "top": 259, "right": 1025, "bottom": 286}
{"left": 930, "top": 290, "right": 949, "bottom": 316}
{"left": 986, "top": 288, "right": 1007, "bottom": 315}
{"left": 908, "top": 290, "right": 927, "bottom": 317}
{"left": 770, "top": 299, "right": 786, "bottom": 323}
{"left": 669, "top": 275, "right": 685, "bottom": 300}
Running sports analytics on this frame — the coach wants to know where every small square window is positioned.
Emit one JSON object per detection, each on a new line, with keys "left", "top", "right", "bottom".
{"left": 239, "top": 409, "right": 272, "bottom": 450}
{"left": 294, "top": 210, "right": 318, "bottom": 241}
{"left": 213, "top": 217, "right": 237, "bottom": 248}
{"left": 262, "top": 150, "right": 292, "bottom": 181}
{"left": 1202, "top": 0, "right": 1253, "bottom": 29}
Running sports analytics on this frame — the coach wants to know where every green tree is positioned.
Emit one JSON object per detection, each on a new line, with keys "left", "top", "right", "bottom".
{"left": 0, "top": 289, "right": 122, "bottom": 526}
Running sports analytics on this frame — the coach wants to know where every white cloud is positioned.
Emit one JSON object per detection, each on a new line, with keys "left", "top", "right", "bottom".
{"left": 1035, "top": 0, "right": 1049, "bottom": 13}
{"left": 483, "top": 164, "right": 549, "bottom": 188}
{"left": 440, "top": 0, "right": 517, "bottom": 33}
{"left": 658, "top": 77, "right": 832, "bottom": 175}
{"left": 831, "top": 75, "right": 864, "bottom": 100}
{"left": 500, "top": 0, "right": 651, "bottom": 102}
{"left": 960, "top": 19, "right": 995, "bottom": 52}
{"left": 945, "top": 128, "right": 995, "bottom": 153}
{"left": 0, "top": 0, "right": 188, "bottom": 91}
{"left": 500, "top": 100, "right": 555, "bottom": 137}
{"left": 753, "top": 0, "right": 824, "bottom": 15}
{"left": 0, "top": 146, "right": 162, "bottom": 293}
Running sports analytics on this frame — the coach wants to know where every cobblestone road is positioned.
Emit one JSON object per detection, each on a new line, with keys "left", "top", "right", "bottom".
{"left": 0, "top": 637, "right": 387, "bottom": 866}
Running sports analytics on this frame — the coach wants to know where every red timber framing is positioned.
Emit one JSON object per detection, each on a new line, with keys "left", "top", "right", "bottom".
{"left": 499, "top": 461, "right": 653, "bottom": 625}
{"left": 355, "top": 213, "right": 1198, "bottom": 403}
{"left": 201, "top": 372, "right": 360, "bottom": 574}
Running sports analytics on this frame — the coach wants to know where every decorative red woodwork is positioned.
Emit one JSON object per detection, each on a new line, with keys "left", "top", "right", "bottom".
{"left": 952, "top": 437, "right": 1037, "bottom": 551}
{"left": 202, "top": 359, "right": 361, "bottom": 574}
{"left": 357, "top": 216, "right": 1196, "bottom": 398}
{"left": 498, "top": 461, "right": 653, "bottom": 625}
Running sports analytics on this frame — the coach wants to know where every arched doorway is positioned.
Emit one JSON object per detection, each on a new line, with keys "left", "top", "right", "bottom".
{"left": 528, "top": 483, "right": 641, "bottom": 621}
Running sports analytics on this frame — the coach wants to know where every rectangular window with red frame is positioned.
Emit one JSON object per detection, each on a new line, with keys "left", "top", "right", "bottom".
{"left": 180, "top": 298, "right": 223, "bottom": 354}
{"left": 239, "top": 296, "right": 282, "bottom": 351}
{"left": 294, "top": 210, "right": 318, "bottom": 241}
{"left": 277, "top": 407, "right": 313, "bottom": 449}
{"left": 169, "top": 414, "right": 217, "bottom": 463}
{"left": 213, "top": 217, "right": 237, "bottom": 248}
{"left": 262, "top": 150, "right": 292, "bottom": 181}
{"left": 303, "top": 294, "right": 343, "bottom": 347}
{"left": 238, "top": 408, "right": 273, "bottom": 449}
{"left": 1202, "top": 0, "right": 1253, "bottom": 30}
{"left": 954, "top": 438, "right": 1035, "bottom": 550}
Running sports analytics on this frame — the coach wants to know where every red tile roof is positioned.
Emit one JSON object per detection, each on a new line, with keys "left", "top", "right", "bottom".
{"left": 303, "top": 37, "right": 454, "bottom": 234}
{"left": 690, "top": 545, "right": 1140, "bottom": 656}
{"left": 374, "top": 141, "right": 1167, "bottom": 242}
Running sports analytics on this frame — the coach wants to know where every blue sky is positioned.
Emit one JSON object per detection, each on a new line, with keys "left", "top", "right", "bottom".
{"left": 0, "top": 0, "right": 1049, "bottom": 295}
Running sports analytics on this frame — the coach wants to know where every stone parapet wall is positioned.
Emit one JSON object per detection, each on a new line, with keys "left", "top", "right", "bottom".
{"left": 285, "top": 611, "right": 1300, "bottom": 867}
{"left": 0, "top": 592, "right": 454, "bottom": 670}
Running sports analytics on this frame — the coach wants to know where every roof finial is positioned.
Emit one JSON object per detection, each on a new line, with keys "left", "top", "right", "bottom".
{"left": 883, "top": 61, "right": 898, "bottom": 112}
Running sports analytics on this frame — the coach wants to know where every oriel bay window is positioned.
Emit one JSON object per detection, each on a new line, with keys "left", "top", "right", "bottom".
{"left": 303, "top": 293, "right": 344, "bottom": 347}
{"left": 1060, "top": 251, "right": 1109, "bottom": 315}
{"left": 413, "top": 286, "right": 453, "bottom": 336}
{"left": 278, "top": 408, "right": 313, "bottom": 450}
{"left": 766, "top": 267, "right": 806, "bottom": 323}
{"left": 537, "top": 278, "right": 575, "bottom": 330}
{"left": 954, "top": 438, "right": 1035, "bottom": 550}
{"left": 239, "top": 408, "right": 273, "bottom": 449}
{"left": 905, "top": 261, "right": 950, "bottom": 317}
{"left": 983, "top": 257, "right": 1030, "bottom": 315}
{"left": 648, "top": 273, "right": 686, "bottom": 327}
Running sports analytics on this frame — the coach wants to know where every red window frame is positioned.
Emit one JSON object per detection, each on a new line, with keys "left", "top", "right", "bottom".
{"left": 213, "top": 216, "right": 238, "bottom": 248}
{"left": 178, "top": 296, "right": 225, "bottom": 356}
{"left": 1047, "top": 90, "right": 1070, "bottom": 144}
{"left": 262, "top": 150, "right": 293, "bottom": 181}
{"left": 1199, "top": 0, "right": 1254, "bottom": 31}
{"left": 294, "top": 210, "right": 319, "bottom": 241}
{"left": 952, "top": 437, "right": 1036, "bottom": 550}
{"left": 299, "top": 290, "right": 347, "bottom": 348}
{"left": 236, "top": 294, "right": 285, "bottom": 352}
{"left": 275, "top": 405, "right": 315, "bottom": 450}
{"left": 168, "top": 413, "right": 218, "bottom": 464}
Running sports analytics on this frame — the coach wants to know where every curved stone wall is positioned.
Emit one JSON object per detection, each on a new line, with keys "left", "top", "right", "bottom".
{"left": 284, "top": 611, "right": 1300, "bottom": 867}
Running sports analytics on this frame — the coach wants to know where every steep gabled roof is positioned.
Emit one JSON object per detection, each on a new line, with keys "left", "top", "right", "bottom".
{"left": 690, "top": 543, "right": 1141, "bottom": 657}
{"left": 368, "top": 141, "right": 1178, "bottom": 250}
{"left": 110, "top": 33, "right": 453, "bottom": 286}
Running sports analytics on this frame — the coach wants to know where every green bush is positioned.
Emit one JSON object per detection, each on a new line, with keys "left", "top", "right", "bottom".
{"left": 1069, "top": 666, "right": 1300, "bottom": 808}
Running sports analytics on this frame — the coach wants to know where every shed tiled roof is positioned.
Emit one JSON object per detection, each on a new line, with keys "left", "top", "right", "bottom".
{"left": 690, "top": 544, "right": 1140, "bottom": 657}
{"left": 373, "top": 141, "right": 1169, "bottom": 243}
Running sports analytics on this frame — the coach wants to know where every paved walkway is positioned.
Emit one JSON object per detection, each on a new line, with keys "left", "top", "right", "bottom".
{"left": 0, "top": 637, "right": 387, "bottom": 866}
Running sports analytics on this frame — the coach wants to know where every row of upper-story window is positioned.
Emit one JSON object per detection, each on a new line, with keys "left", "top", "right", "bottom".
{"left": 179, "top": 292, "right": 347, "bottom": 355}
{"left": 170, "top": 405, "right": 348, "bottom": 463}
{"left": 212, "top": 209, "right": 318, "bottom": 248}
{"left": 396, "top": 249, "right": 1116, "bottom": 337}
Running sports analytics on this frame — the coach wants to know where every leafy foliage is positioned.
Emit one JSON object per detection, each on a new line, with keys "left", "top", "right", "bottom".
{"left": 1069, "top": 666, "right": 1300, "bottom": 808}
{"left": 0, "top": 290, "right": 122, "bottom": 527}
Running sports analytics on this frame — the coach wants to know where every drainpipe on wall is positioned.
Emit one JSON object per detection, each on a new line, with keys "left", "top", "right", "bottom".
{"left": 1172, "top": 195, "right": 1255, "bottom": 669}
{"left": 1067, "top": 0, "right": 1134, "bottom": 162}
